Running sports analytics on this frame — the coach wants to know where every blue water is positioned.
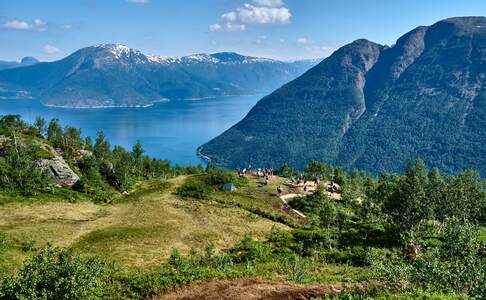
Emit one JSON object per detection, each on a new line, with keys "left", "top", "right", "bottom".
{"left": 0, "top": 95, "right": 261, "bottom": 166}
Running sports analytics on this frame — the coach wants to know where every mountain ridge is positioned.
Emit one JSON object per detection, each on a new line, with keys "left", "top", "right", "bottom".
{"left": 200, "top": 16, "right": 486, "bottom": 176}
{"left": 0, "top": 44, "right": 318, "bottom": 108}
{"left": 0, "top": 56, "right": 39, "bottom": 71}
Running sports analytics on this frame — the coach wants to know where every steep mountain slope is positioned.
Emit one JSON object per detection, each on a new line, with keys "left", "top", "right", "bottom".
{"left": 0, "top": 45, "right": 317, "bottom": 108}
{"left": 200, "top": 17, "right": 486, "bottom": 176}
{"left": 0, "top": 57, "right": 39, "bottom": 71}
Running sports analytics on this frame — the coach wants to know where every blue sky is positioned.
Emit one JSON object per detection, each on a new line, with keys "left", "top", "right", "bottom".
{"left": 0, "top": 0, "right": 485, "bottom": 61}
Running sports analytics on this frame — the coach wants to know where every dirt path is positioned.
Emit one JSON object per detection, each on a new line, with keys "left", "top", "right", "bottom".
{"left": 152, "top": 278, "right": 374, "bottom": 300}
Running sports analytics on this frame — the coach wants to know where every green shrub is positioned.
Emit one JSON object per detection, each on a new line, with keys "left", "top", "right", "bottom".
{"left": 176, "top": 180, "right": 209, "bottom": 199}
{"left": 279, "top": 254, "right": 314, "bottom": 283}
{"left": 292, "top": 229, "right": 338, "bottom": 255}
{"left": 0, "top": 246, "right": 107, "bottom": 300}
{"left": 205, "top": 169, "right": 236, "bottom": 186}
{"left": 231, "top": 235, "right": 273, "bottom": 263}
{"left": 367, "top": 221, "right": 486, "bottom": 297}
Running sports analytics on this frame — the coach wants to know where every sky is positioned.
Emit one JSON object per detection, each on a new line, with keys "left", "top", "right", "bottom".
{"left": 0, "top": 0, "right": 485, "bottom": 61}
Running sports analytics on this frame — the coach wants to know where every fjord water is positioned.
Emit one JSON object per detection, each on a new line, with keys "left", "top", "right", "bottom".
{"left": 0, "top": 95, "right": 261, "bottom": 166}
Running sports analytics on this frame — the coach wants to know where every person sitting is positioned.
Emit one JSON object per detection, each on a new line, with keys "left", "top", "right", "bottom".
{"left": 277, "top": 186, "right": 283, "bottom": 195}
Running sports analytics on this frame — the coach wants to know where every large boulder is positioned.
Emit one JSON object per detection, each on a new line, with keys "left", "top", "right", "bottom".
{"left": 35, "top": 156, "right": 80, "bottom": 187}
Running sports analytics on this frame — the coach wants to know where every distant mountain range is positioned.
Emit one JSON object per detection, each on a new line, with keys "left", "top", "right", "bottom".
{"left": 0, "top": 57, "right": 39, "bottom": 71}
{"left": 200, "top": 17, "right": 486, "bottom": 176}
{"left": 0, "top": 45, "right": 318, "bottom": 108}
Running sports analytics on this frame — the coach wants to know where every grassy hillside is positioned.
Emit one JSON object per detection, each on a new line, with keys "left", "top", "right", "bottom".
{"left": 0, "top": 176, "right": 290, "bottom": 274}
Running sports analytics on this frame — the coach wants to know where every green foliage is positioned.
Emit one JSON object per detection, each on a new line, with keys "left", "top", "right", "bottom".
{"left": 278, "top": 254, "right": 314, "bottom": 283}
{"left": 0, "top": 143, "right": 51, "bottom": 195}
{"left": 289, "top": 189, "right": 351, "bottom": 228}
{"left": 176, "top": 179, "right": 209, "bottom": 199}
{"left": 231, "top": 235, "right": 273, "bottom": 263}
{"left": 33, "top": 117, "right": 46, "bottom": 137}
{"left": 0, "top": 115, "right": 28, "bottom": 137}
{"left": 320, "top": 289, "right": 463, "bottom": 299}
{"left": 384, "top": 160, "right": 486, "bottom": 229}
{"left": 46, "top": 118, "right": 63, "bottom": 147}
{"left": 368, "top": 220, "right": 486, "bottom": 298}
{"left": 305, "top": 160, "right": 334, "bottom": 180}
{"left": 278, "top": 163, "right": 296, "bottom": 178}
{"left": 0, "top": 247, "right": 107, "bottom": 300}
{"left": 205, "top": 168, "right": 237, "bottom": 186}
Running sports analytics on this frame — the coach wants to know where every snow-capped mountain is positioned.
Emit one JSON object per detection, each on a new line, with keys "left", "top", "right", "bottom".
{"left": 0, "top": 44, "right": 318, "bottom": 108}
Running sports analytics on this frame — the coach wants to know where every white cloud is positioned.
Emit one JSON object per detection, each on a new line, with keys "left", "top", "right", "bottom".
{"left": 297, "top": 37, "right": 313, "bottom": 45}
{"left": 222, "top": 12, "right": 238, "bottom": 22}
{"left": 126, "top": 0, "right": 149, "bottom": 3}
{"left": 43, "top": 44, "right": 60, "bottom": 54}
{"left": 254, "top": 35, "right": 267, "bottom": 44}
{"left": 3, "top": 19, "right": 32, "bottom": 30}
{"left": 296, "top": 37, "right": 333, "bottom": 56}
{"left": 237, "top": 4, "right": 290, "bottom": 25}
{"left": 34, "top": 19, "right": 46, "bottom": 26}
{"left": 210, "top": 1, "right": 291, "bottom": 32}
{"left": 63, "top": 24, "right": 72, "bottom": 30}
{"left": 2, "top": 18, "right": 47, "bottom": 31}
{"left": 209, "top": 23, "right": 222, "bottom": 32}
{"left": 209, "top": 22, "right": 245, "bottom": 32}
{"left": 252, "top": 0, "right": 284, "bottom": 7}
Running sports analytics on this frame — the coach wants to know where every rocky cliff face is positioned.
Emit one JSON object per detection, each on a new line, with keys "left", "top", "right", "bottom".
{"left": 200, "top": 17, "right": 486, "bottom": 176}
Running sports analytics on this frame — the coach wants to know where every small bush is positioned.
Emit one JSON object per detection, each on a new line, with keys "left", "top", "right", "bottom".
{"left": 279, "top": 254, "right": 314, "bottom": 283}
{"left": 176, "top": 180, "right": 209, "bottom": 199}
{"left": 232, "top": 235, "right": 273, "bottom": 263}
{"left": 0, "top": 246, "right": 107, "bottom": 300}
{"left": 205, "top": 169, "right": 236, "bottom": 186}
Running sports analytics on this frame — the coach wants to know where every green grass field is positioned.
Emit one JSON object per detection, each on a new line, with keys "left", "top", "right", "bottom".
{"left": 0, "top": 176, "right": 294, "bottom": 274}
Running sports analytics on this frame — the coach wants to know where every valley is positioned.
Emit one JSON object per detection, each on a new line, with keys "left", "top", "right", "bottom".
{"left": 0, "top": 1, "right": 485, "bottom": 298}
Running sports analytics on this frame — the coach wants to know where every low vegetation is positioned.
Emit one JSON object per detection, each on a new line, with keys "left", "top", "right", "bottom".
{"left": 0, "top": 115, "right": 485, "bottom": 299}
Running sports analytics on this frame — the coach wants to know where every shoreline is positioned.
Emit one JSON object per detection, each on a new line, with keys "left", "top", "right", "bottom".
{"left": 6, "top": 92, "right": 266, "bottom": 109}
{"left": 196, "top": 146, "right": 212, "bottom": 163}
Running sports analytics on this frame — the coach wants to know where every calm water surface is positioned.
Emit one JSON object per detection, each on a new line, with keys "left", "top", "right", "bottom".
{"left": 0, "top": 95, "right": 261, "bottom": 166}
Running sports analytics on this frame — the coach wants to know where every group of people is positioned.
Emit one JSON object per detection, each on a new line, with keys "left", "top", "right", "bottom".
{"left": 237, "top": 167, "right": 275, "bottom": 187}
{"left": 237, "top": 168, "right": 248, "bottom": 177}
{"left": 237, "top": 167, "right": 274, "bottom": 179}
{"left": 256, "top": 168, "right": 274, "bottom": 179}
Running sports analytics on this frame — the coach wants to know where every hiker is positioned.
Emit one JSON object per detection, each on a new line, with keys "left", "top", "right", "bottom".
{"left": 304, "top": 185, "right": 308, "bottom": 192}
{"left": 277, "top": 186, "right": 283, "bottom": 195}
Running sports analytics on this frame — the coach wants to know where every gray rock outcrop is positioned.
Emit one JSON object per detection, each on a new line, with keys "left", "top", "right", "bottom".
{"left": 35, "top": 156, "right": 80, "bottom": 187}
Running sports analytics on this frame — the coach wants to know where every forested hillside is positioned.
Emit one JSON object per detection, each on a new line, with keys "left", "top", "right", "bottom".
{"left": 200, "top": 17, "right": 486, "bottom": 176}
